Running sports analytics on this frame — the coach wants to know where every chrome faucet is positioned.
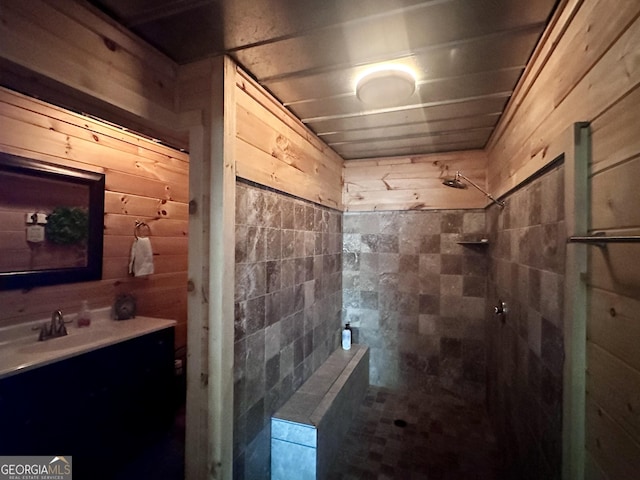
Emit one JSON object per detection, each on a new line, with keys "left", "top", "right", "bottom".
{"left": 35, "top": 310, "right": 69, "bottom": 341}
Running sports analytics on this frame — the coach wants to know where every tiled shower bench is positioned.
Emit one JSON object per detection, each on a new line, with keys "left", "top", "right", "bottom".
{"left": 271, "top": 344, "right": 369, "bottom": 480}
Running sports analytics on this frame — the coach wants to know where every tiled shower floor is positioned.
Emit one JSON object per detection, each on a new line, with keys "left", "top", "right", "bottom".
{"left": 113, "top": 386, "right": 499, "bottom": 479}
{"left": 327, "top": 386, "right": 501, "bottom": 480}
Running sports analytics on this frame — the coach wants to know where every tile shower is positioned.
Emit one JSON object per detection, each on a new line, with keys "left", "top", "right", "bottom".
{"left": 342, "top": 210, "right": 488, "bottom": 404}
{"left": 234, "top": 180, "right": 343, "bottom": 479}
{"left": 233, "top": 172, "right": 566, "bottom": 479}
{"left": 486, "top": 163, "right": 565, "bottom": 479}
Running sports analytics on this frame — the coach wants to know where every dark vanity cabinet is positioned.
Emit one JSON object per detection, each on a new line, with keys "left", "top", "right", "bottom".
{"left": 0, "top": 327, "right": 175, "bottom": 478}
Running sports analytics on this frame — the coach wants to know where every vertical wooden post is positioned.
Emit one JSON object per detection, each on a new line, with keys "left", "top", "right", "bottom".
{"left": 208, "top": 54, "right": 236, "bottom": 480}
{"left": 562, "top": 122, "right": 590, "bottom": 480}
{"left": 181, "top": 55, "right": 236, "bottom": 480}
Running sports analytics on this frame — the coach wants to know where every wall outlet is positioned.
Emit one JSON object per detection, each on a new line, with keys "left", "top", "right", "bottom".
{"left": 25, "top": 212, "right": 48, "bottom": 225}
{"left": 25, "top": 212, "right": 37, "bottom": 224}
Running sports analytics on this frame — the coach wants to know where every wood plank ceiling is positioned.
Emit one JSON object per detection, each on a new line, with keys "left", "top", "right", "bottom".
{"left": 87, "top": 0, "right": 559, "bottom": 160}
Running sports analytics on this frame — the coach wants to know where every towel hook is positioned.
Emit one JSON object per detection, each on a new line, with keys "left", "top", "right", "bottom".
{"left": 134, "top": 220, "right": 151, "bottom": 239}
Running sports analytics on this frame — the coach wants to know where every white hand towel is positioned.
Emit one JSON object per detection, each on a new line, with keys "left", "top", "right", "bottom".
{"left": 129, "top": 237, "right": 154, "bottom": 276}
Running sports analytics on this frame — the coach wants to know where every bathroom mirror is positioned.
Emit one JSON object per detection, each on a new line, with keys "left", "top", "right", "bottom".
{"left": 0, "top": 152, "right": 105, "bottom": 290}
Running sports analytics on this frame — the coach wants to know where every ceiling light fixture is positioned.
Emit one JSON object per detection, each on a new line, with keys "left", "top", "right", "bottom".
{"left": 355, "top": 65, "right": 416, "bottom": 108}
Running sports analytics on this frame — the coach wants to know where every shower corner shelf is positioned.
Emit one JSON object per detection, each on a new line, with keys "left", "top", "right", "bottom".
{"left": 457, "top": 239, "right": 490, "bottom": 246}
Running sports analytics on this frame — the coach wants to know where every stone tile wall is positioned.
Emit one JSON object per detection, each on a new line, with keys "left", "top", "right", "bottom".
{"left": 485, "top": 164, "right": 565, "bottom": 479}
{"left": 234, "top": 180, "right": 343, "bottom": 479}
{"left": 342, "top": 210, "right": 488, "bottom": 403}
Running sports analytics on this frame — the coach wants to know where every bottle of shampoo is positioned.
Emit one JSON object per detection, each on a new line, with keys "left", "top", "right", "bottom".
{"left": 341, "top": 323, "right": 352, "bottom": 350}
{"left": 77, "top": 300, "right": 92, "bottom": 327}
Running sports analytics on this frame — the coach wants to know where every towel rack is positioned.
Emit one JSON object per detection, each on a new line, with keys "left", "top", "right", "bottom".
{"left": 568, "top": 234, "right": 640, "bottom": 246}
{"left": 134, "top": 220, "right": 151, "bottom": 239}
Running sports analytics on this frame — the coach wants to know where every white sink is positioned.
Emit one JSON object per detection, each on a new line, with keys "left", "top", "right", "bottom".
{"left": 0, "top": 309, "right": 176, "bottom": 379}
{"left": 18, "top": 328, "right": 111, "bottom": 354}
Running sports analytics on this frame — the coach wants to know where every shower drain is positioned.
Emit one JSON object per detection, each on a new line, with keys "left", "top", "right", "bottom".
{"left": 393, "top": 419, "right": 408, "bottom": 428}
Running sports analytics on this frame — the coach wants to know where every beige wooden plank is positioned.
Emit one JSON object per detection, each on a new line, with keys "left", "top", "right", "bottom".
{"left": 0, "top": 271, "right": 187, "bottom": 326}
{"left": 0, "top": 88, "right": 187, "bottom": 160}
{"left": 106, "top": 169, "right": 189, "bottom": 204}
{"left": 236, "top": 67, "right": 336, "bottom": 158}
{"left": 51, "top": 0, "right": 176, "bottom": 78}
{"left": 344, "top": 155, "right": 487, "bottom": 171}
{"left": 345, "top": 176, "right": 459, "bottom": 193}
{"left": 585, "top": 396, "right": 640, "bottom": 480}
{"left": 103, "top": 235, "right": 188, "bottom": 259}
{"left": 0, "top": 114, "right": 188, "bottom": 185}
{"left": 551, "top": 0, "right": 639, "bottom": 108}
{"left": 591, "top": 84, "right": 640, "bottom": 174}
{"left": 0, "top": 143, "right": 105, "bottom": 176}
{"left": 489, "top": 0, "right": 610, "bottom": 161}
{"left": 588, "top": 287, "right": 640, "bottom": 372}
{"left": 236, "top": 137, "right": 342, "bottom": 209}
{"left": 104, "top": 191, "right": 189, "bottom": 220}
{"left": 587, "top": 341, "right": 640, "bottom": 443}
{"left": 0, "top": 231, "right": 29, "bottom": 250}
{"left": 343, "top": 150, "right": 488, "bottom": 211}
{"left": 0, "top": 2, "right": 177, "bottom": 119}
{"left": 0, "top": 95, "right": 138, "bottom": 158}
{"left": 343, "top": 170, "right": 485, "bottom": 188}
{"left": 102, "top": 254, "right": 188, "bottom": 280}
{"left": 0, "top": 242, "right": 87, "bottom": 272}
{"left": 511, "top": 10, "right": 640, "bottom": 180}
{"left": 236, "top": 104, "right": 342, "bottom": 187}
{"left": 591, "top": 156, "right": 640, "bottom": 231}
{"left": 0, "top": 248, "right": 33, "bottom": 271}
{"left": 0, "top": 65, "right": 188, "bottom": 151}
{"left": 585, "top": 450, "right": 610, "bottom": 480}
{"left": 176, "top": 59, "right": 215, "bottom": 112}
{"left": 0, "top": 211, "right": 28, "bottom": 231}
{"left": 487, "top": 0, "right": 583, "bottom": 151}
{"left": 488, "top": 6, "right": 640, "bottom": 196}
{"left": 343, "top": 151, "right": 486, "bottom": 181}
{"left": 104, "top": 214, "right": 188, "bottom": 237}
{"left": 190, "top": 54, "right": 236, "bottom": 480}
{"left": 126, "top": 285, "right": 187, "bottom": 314}
{"left": 344, "top": 177, "right": 488, "bottom": 199}
{"left": 562, "top": 122, "right": 590, "bottom": 480}
{"left": 0, "top": 4, "right": 172, "bottom": 113}
{"left": 344, "top": 199, "right": 487, "bottom": 212}
{"left": 589, "top": 229, "right": 640, "bottom": 299}
{"left": 236, "top": 91, "right": 342, "bottom": 177}
{"left": 236, "top": 109, "right": 342, "bottom": 188}
{"left": 344, "top": 187, "right": 487, "bottom": 211}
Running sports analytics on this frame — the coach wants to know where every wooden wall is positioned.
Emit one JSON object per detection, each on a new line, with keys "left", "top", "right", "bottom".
{"left": 0, "top": 0, "right": 186, "bottom": 150}
{"left": 486, "top": 1, "right": 640, "bottom": 478}
{"left": 486, "top": 0, "right": 640, "bottom": 197}
{"left": 585, "top": 65, "right": 640, "bottom": 480}
{"left": 0, "top": 88, "right": 189, "bottom": 349}
{"left": 234, "top": 67, "right": 344, "bottom": 210}
{"left": 343, "top": 150, "right": 488, "bottom": 211}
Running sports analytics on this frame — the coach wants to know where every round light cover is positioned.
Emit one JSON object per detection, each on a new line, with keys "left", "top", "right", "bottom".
{"left": 356, "top": 67, "right": 416, "bottom": 107}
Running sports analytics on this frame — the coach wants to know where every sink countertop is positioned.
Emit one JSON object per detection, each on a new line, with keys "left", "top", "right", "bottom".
{"left": 0, "top": 307, "right": 176, "bottom": 379}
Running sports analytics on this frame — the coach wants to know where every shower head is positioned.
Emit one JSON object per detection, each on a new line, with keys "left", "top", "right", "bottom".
{"left": 442, "top": 171, "right": 505, "bottom": 208}
{"left": 442, "top": 172, "right": 467, "bottom": 189}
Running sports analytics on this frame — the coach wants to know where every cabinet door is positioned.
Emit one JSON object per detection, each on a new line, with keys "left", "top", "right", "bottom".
{"left": 0, "top": 326, "right": 175, "bottom": 475}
